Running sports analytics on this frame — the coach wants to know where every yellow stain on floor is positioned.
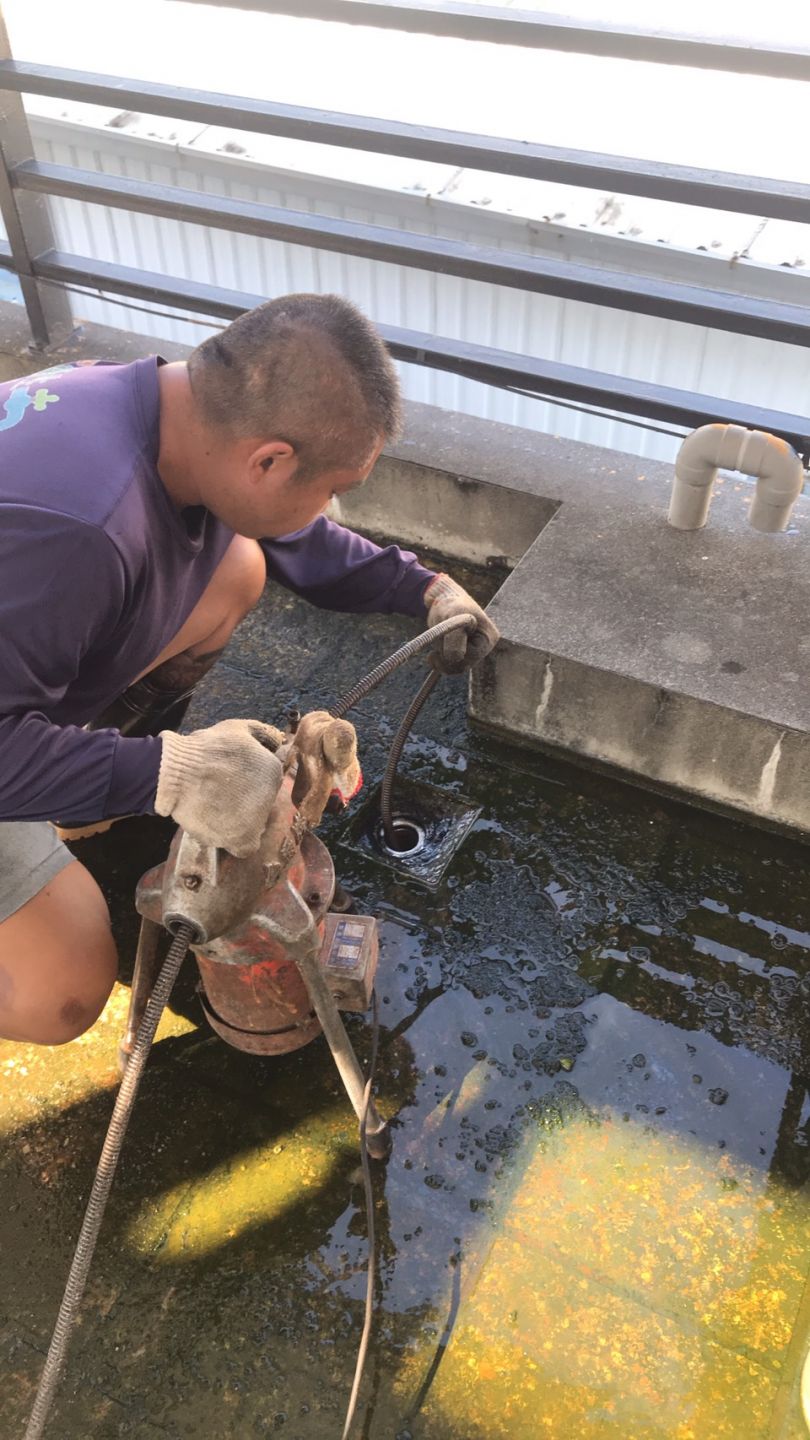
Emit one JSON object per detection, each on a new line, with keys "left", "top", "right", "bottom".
{"left": 124, "top": 1107, "right": 347, "bottom": 1262}
{"left": 502, "top": 1117, "right": 810, "bottom": 1365}
{"left": 0, "top": 982, "right": 196, "bottom": 1136}
{"left": 398, "top": 1110, "right": 810, "bottom": 1439}
{"left": 5, "top": 986, "right": 810, "bottom": 1436}
{"left": 1, "top": 981, "right": 361, "bottom": 1266}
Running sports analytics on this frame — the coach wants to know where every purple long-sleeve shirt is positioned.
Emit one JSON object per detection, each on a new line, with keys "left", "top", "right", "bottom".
{"left": 0, "top": 357, "right": 434, "bottom": 823}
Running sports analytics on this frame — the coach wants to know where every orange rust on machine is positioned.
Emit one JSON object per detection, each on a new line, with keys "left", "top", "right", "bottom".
{"left": 135, "top": 778, "right": 379, "bottom": 1056}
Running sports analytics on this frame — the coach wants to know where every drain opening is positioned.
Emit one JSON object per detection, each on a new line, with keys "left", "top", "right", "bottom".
{"left": 376, "top": 816, "right": 426, "bottom": 858}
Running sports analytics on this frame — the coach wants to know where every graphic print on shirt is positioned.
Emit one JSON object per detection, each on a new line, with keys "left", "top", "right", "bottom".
{"left": 0, "top": 361, "right": 98, "bottom": 432}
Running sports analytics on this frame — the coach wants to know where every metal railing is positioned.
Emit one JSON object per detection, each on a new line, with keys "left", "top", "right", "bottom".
{"left": 174, "top": 1, "right": 810, "bottom": 80}
{"left": 0, "top": 3, "right": 809, "bottom": 457}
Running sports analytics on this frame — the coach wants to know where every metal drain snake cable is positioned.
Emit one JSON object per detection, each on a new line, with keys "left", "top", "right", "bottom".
{"left": 331, "top": 613, "right": 474, "bottom": 719}
{"left": 23, "top": 923, "right": 196, "bottom": 1440}
{"left": 380, "top": 670, "right": 440, "bottom": 847}
{"left": 331, "top": 612, "right": 476, "bottom": 846}
{"left": 336, "top": 618, "right": 475, "bottom": 1430}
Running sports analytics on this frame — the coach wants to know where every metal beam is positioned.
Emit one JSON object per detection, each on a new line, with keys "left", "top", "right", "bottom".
{"left": 389, "top": 334, "right": 810, "bottom": 463}
{"left": 14, "top": 160, "right": 810, "bottom": 348}
{"left": 0, "top": 19, "right": 71, "bottom": 346}
{"left": 27, "top": 250, "right": 810, "bottom": 457}
{"left": 0, "top": 61, "right": 807, "bottom": 222}
{"left": 169, "top": 1, "right": 810, "bottom": 79}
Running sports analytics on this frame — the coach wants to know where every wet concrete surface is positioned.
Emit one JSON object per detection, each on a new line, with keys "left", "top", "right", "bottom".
{"left": 2, "top": 563, "right": 810, "bottom": 1438}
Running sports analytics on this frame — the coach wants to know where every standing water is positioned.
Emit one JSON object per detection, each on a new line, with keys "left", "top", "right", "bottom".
{"left": 2, "top": 566, "right": 809, "bottom": 1439}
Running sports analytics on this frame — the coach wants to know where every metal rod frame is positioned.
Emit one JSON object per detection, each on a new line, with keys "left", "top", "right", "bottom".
{"left": 0, "top": 18, "right": 72, "bottom": 348}
{"left": 1, "top": 61, "right": 808, "bottom": 223}
{"left": 168, "top": 1, "right": 810, "bottom": 80}
{"left": 0, "top": 143, "right": 49, "bottom": 346}
{"left": 0, "top": 28, "right": 807, "bottom": 452}
{"left": 12, "top": 160, "right": 810, "bottom": 349}
{"left": 14, "top": 248, "right": 810, "bottom": 458}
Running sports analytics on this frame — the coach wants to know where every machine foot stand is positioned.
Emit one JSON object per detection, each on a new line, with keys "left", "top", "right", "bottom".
{"left": 364, "top": 1121, "right": 392, "bottom": 1162}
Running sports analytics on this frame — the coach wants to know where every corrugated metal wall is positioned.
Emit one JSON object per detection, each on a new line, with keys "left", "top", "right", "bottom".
{"left": 19, "top": 119, "right": 810, "bottom": 467}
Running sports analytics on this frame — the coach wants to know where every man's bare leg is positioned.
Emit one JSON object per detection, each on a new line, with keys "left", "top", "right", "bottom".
{"left": 0, "top": 862, "right": 117, "bottom": 1045}
{"left": 132, "top": 533, "right": 267, "bottom": 690}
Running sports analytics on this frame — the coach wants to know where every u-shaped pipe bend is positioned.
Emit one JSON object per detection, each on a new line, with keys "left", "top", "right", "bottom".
{"left": 668, "top": 423, "right": 804, "bottom": 533}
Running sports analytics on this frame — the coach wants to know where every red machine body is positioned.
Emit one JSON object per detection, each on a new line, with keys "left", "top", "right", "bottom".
{"left": 134, "top": 777, "right": 376, "bottom": 1056}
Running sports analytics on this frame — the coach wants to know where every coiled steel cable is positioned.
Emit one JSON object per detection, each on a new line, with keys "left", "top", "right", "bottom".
{"left": 380, "top": 670, "right": 441, "bottom": 848}
{"left": 330, "top": 613, "right": 474, "bottom": 720}
{"left": 331, "top": 613, "right": 475, "bottom": 846}
{"left": 24, "top": 923, "right": 195, "bottom": 1440}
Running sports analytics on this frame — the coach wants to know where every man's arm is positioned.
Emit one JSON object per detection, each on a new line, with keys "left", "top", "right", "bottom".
{"left": 260, "top": 515, "right": 435, "bottom": 617}
{"left": 260, "top": 515, "right": 501, "bottom": 671}
{"left": 0, "top": 711, "right": 161, "bottom": 822}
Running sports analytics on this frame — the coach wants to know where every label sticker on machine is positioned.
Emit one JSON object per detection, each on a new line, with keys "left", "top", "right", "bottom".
{"left": 332, "top": 921, "right": 367, "bottom": 969}
{"left": 320, "top": 913, "right": 379, "bottom": 1011}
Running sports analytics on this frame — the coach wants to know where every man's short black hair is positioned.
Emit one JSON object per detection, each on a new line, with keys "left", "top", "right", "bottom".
{"left": 188, "top": 293, "right": 401, "bottom": 479}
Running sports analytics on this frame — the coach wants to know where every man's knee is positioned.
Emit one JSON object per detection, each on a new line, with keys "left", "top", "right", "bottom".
{"left": 218, "top": 535, "right": 266, "bottom": 624}
{"left": 0, "top": 860, "right": 118, "bottom": 1046}
{"left": 135, "top": 537, "right": 266, "bottom": 683}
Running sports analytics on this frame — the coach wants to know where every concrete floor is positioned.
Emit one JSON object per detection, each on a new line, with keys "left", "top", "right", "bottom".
{"left": 3, "top": 570, "right": 810, "bottom": 1439}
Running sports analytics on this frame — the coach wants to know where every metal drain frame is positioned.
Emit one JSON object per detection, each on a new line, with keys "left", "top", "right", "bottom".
{"left": 376, "top": 816, "right": 427, "bottom": 859}
{"left": 341, "top": 776, "right": 481, "bottom": 889}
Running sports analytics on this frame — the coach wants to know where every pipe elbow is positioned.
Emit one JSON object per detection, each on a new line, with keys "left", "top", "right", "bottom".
{"left": 737, "top": 430, "right": 804, "bottom": 532}
{"left": 674, "top": 423, "right": 725, "bottom": 483}
{"left": 744, "top": 430, "right": 803, "bottom": 500}
{"left": 669, "top": 424, "right": 738, "bottom": 529}
{"left": 669, "top": 424, "right": 804, "bottom": 533}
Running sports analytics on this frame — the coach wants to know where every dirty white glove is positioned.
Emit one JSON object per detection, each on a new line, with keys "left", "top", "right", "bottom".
{"left": 289, "top": 711, "right": 362, "bottom": 828}
{"left": 156, "top": 718, "right": 284, "bottom": 856}
{"left": 424, "top": 573, "right": 501, "bottom": 675}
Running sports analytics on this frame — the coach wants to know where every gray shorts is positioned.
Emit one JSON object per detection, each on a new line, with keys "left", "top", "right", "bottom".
{"left": 0, "top": 821, "right": 74, "bottom": 923}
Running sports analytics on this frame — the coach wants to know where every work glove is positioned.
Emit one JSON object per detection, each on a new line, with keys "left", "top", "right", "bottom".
{"left": 424, "top": 573, "right": 501, "bottom": 675}
{"left": 155, "top": 718, "right": 285, "bottom": 856}
{"left": 289, "top": 711, "right": 362, "bottom": 828}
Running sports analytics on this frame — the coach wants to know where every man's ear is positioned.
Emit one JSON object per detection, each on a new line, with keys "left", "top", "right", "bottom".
{"left": 249, "top": 439, "right": 296, "bottom": 483}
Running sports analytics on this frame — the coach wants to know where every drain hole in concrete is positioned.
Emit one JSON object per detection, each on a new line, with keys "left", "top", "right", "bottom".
{"left": 376, "top": 817, "right": 426, "bottom": 858}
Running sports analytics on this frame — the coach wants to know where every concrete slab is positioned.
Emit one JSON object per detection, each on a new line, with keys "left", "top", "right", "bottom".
{"left": 337, "top": 405, "right": 810, "bottom": 839}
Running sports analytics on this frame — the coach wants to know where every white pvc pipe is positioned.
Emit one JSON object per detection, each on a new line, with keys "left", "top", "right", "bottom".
{"left": 668, "top": 423, "right": 804, "bottom": 532}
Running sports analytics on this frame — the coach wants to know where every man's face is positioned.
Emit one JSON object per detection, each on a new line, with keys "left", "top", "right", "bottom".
{"left": 206, "top": 436, "right": 384, "bottom": 539}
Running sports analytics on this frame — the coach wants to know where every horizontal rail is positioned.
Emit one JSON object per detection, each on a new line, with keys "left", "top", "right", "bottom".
{"left": 171, "top": 0, "right": 810, "bottom": 79}
{"left": 15, "top": 248, "right": 810, "bottom": 458}
{"left": 3, "top": 14, "right": 806, "bottom": 451}
{"left": 13, "top": 160, "right": 810, "bottom": 347}
{"left": 1, "top": 61, "right": 807, "bottom": 223}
